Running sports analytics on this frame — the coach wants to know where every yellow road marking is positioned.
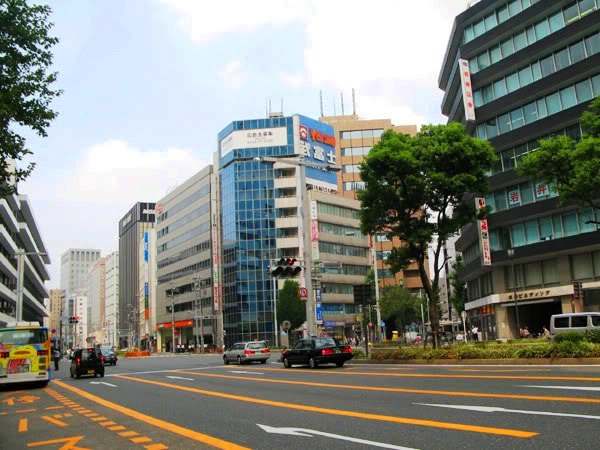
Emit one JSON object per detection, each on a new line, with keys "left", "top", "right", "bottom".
{"left": 176, "top": 370, "right": 600, "bottom": 404}
{"left": 91, "top": 416, "right": 108, "bottom": 421}
{"left": 238, "top": 367, "right": 600, "bottom": 381}
{"left": 41, "top": 415, "right": 68, "bottom": 427}
{"left": 83, "top": 412, "right": 98, "bottom": 417}
{"left": 53, "top": 380, "right": 250, "bottom": 449}
{"left": 109, "top": 425, "right": 126, "bottom": 431}
{"left": 119, "top": 431, "right": 139, "bottom": 437}
{"left": 16, "top": 408, "right": 36, "bottom": 413}
{"left": 116, "top": 374, "right": 536, "bottom": 438}
{"left": 131, "top": 437, "right": 153, "bottom": 443}
{"left": 18, "top": 418, "right": 28, "bottom": 432}
{"left": 27, "top": 436, "right": 88, "bottom": 449}
{"left": 448, "top": 369, "right": 552, "bottom": 373}
{"left": 100, "top": 421, "right": 117, "bottom": 426}
{"left": 45, "top": 405, "right": 64, "bottom": 410}
{"left": 145, "top": 444, "right": 168, "bottom": 450}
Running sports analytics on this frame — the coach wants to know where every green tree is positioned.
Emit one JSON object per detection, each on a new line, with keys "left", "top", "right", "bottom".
{"left": 517, "top": 97, "right": 600, "bottom": 210}
{"left": 379, "top": 286, "right": 421, "bottom": 341}
{"left": 448, "top": 255, "right": 467, "bottom": 315}
{"left": 358, "top": 124, "right": 495, "bottom": 348}
{"left": 1, "top": 0, "right": 62, "bottom": 196}
{"left": 276, "top": 279, "right": 306, "bottom": 337}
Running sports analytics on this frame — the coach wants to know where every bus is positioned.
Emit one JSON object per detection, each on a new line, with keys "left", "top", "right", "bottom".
{"left": 0, "top": 321, "right": 51, "bottom": 388}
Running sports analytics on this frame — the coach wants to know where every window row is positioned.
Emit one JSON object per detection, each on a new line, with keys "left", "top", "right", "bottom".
{"left": 321, "top": 303, "right": 361, "bottom": 314}
{"left": 377, "top": 269, "right": 395, "bottom": 279}
{"left": 340, "top": 129, "right": 384, "bottom": 140}
{"left": 476, "top": 74, "right": 600, "bottom": 140}
{"left": 157, "top": 203, "right": 210, "bottom": 240}
{"left": 321, "top": 283, "right": 354, "bottom": 295}
{"left": 157, "top": 221, "right": 210, "bottom": 254}
{"left": 470, "top": 0, "right": 598, "bottom": 73}
{"left": 485, "top": 179, "right": 557, "bottom": 213}
{"left": 342, "top": 164, "right": 361, "bottom": 173}
{"left": 489, "top": 207, "right": 598, "bottom": 250}
{"left": 319, "top": 242, "right": 369, "bottom": 258}
{"left": 467, "top": 272, "right": 494, "bottom": 301}
{"left": 319, "top": 222, "right": 365, "bottom": 239}
{"left": 157, "top": 258, "right": 211, "bottom": 284}
{"left": 505, "top": 259, "right": 560, "bottom": 290}
{"left": 376, "top": 250, "right": 391, "bottom": 261}
{"left": 341, "top": 146, "right": 373, "bottom": 157}
{"left": 317, "top": 202, "right": 360, "bottom": 219}
{"left": 489, "top": 124, "right": 582, "bottom": 175}
{"left": 156, "top": 184, "right": 210, "bottom": 224}
{"left": 474, "top": 32, "right": 600, "bottom": 107}
{"left": 343, "top": 181, "right": 366, "bottom": 191}
{"left": 156, "top": 239, "right": 209, "bottom": 269}
{"left": 571, "top": 251, "right": 600, "bottom": 280}
{"left": 320, "top": 264, "right": 370, "bottom": 276}
{"left": 464, "top": 0, "right": 540, "bottom": 43}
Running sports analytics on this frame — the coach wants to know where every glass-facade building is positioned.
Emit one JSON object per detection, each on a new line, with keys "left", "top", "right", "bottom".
{"left": 439, "top": 0, "right": 600, "bottom": 340}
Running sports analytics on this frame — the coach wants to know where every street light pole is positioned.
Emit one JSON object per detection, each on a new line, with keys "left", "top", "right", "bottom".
{"left": 507, "top": 248, "right": 520, "bottom": 338}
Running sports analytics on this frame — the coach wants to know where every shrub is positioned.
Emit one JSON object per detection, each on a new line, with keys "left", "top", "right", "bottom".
{"left": 554, "top": 332, "right": 586, "bottom": 343}
{"left": 585, "top": 329, "right": 600, "bottom": 344}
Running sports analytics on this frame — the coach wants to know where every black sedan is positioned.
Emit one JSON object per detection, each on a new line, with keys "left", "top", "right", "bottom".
{"left": 100, "top": 346, "right": 118, "bottom": 366}
{"left": 282, "top": 337, "right": 353, "bottom": 369}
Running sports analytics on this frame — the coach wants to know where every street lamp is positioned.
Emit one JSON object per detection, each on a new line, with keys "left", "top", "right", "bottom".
{"left": 254, "top": 156, "right": 340, "bottom": 338}
{"left": 507, "top": 248, "right": 520, "bottom": 339}
{"left": 169, "top": 284, "right": 179, "bottom": 354}
{"left": 14, "top": 251, "right": 47, "bottom": 322}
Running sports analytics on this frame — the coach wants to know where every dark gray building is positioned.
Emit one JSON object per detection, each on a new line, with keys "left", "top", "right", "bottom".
{"left": 439, "top": 0, "right": 600, "bottom": 340}
{"left": 118, "top": 202, "right": 155, "bottom": 348}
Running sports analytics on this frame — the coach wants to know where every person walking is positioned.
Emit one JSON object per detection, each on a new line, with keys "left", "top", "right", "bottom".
{"left": 52, "top": 348, "right": 60, "bottom": 371}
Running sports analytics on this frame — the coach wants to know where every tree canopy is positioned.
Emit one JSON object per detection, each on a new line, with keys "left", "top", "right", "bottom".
{"left": 379, "top": 285, "right": 421, "bottom": 340}
{"left": 517, "top": 97, "right": 600, "bottom": 210}
{"left": 358, "top": 123, "right": 495, "bottom": 347}
{"left": 276, "top": 279, "right": 305, "bottom": 336}
{"left": 448, "top": 255, "right": 467, "bottom": 315}
{"left": 1, "top": 0, "right": 62, "bottom": 196}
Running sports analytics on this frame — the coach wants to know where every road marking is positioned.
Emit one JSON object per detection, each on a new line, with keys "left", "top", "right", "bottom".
{"left": 90, "top": 381, "right": 117, "bottom": 387}
{"left": 519, "top": 385, "right": 600, "bottom": 391}
{"left": 247, "top": 367, "right": 600, "bottom": 382}
{"left": 16, "top": 409, "right": 36, "bottom": 414}
{"left": 175, "top": 370, "right": 600, "bottom": 404}
{"left": 100, "top": 421, "right": 116, "bottom": 426}
{"left": 41, "top": 415, "right": 68, "bottom": 427}
{"left": 119, "top": 431, "right": 139, "bottom": 437}
{"left": 449, "top": 369, "right": 552, "bottom": 373}
{"left": 415, "top": 403, "right": 600, "bottom": 420}
{"left": 18, "top": 418, "right": 28, "bottom": 432}
{"left": 45, "top": 406, "right": 64, "bottom": 410}
{"left": 145, "top": 445, "right": 168, "bottom": 450}
{"left": 27, "top": 436, "right": 88, "bottom": 449}
{"left": 258, "top": 423, "right": 418, "bottom": 449}
{"left": 228, "top": 370, "right": 264, "bottom": 375}
{"left": 53, "top": 380, "right": 250, "bottom": 450}
{"left": 165, "top": 376, "right": 194, "bottom": 381}
{"left": 104, "top": 365, "right": 224, "bottom": 377}
{"left": 115, "top": 374, "right": 537, "bottom": 437}
{"left": 131, "top": 436, "right": 152, "bottom": 443}
{"left": 109, "top": 425, "right": 126, "bottom": 431}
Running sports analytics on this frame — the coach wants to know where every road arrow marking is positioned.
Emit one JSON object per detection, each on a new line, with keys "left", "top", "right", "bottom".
{"left": 257, "top": 424, "right": 418, "bottom": 449}
{"left": 89, "top": 382, "right": 117, "bottom": 387}
{"left": 415, "top": 403, "right": 600, "bottom": 420}
{"left": 165, "top": 376, "right": 194, "bottom": 381}
{"left": 518, "top": 385, "right": 600, "bottom": 392}
{"left": 229, "top": 371, "right": 263, "bottom": 375}
{"left": 27, "top": 435, "right": 89, "bottom": 449}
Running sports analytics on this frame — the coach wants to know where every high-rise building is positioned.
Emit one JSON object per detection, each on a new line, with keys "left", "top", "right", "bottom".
{"left": 48, "top": 289, "right": 64, "bottom": 344}
{"left": 59, "top": 249, "right": 101, "bottom": 297}
{"left": 87, "top": 257, "right": 106, "bottom": 345}
{"left": 0, "top": 192, "right": 51, "bottom": 326}
{"left": 439, "top": 0, "right": 600, "bottom": 340}
{"left": 118, "top": 202, "right": 155, "bottom": 348}
{"left": 104, "top": 251, "right": 119, "bottom": 346}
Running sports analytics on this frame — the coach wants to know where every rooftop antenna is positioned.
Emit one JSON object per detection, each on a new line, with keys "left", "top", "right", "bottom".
{"left": 319, "top": 90, "right": 324, "bottom": 117}
{"left": 269, "top": 98, "right": 272, "bottom": 116}
{"left": 341, "top": 91, "right": 345, "bottom": 116}
{"left": 352, "top": 88, "right": 356, "bottom": 115}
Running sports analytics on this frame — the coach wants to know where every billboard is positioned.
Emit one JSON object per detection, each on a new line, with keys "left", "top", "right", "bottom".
{"left": 220, "top": 127, "right": 288, "bottom": 157}
{"left": 475, "top": 197, "right": 492, "bottom": 266}
{"left": 297, "top": 115, "right": 338, "bottom": 189}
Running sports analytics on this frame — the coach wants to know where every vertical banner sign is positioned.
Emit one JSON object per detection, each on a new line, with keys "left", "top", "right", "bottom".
{"left": 315, "top": 289, "right": 322, "bottom": 324}
{"left": 458, "top": 59, "right": 476, "bottom": 121}
{"left": 144, "top": 232, "right": 149, "bottom": 320}
{"left": 211, "top": 175, "right": 220, "bottom": 311}
{"left": 310, "top": 200, "right": 319, "bottom": 261}
{"left": 475, "top": 198, "right": 492, "bottom": 266}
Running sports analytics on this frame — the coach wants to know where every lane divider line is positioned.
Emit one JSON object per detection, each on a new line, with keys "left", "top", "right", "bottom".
{"left": 53, "top": 380, "right": 251, "bottom": 450}
{"left": 175, "top": 370, "right": 600, "bottom": 405}
{"left": 115, "top": 374, "right": 537, "bottom": 438}
{"left": 18, "top": 418, "right": 27, "bottom": 433}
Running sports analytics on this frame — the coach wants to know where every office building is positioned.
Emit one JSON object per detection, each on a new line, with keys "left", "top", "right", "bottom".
{"left": 439, "top": 0, "right": 600, "bottom": 339}
{"left": 118, "top": 202, "right": 155, "bottom": 348}
{"left": 87, "top": 257, "right": 106, "bottom": 345}
{"left": 0, "top": 192, "right": 51, "bottom": 326}
{"left": 48, "top": 289, "right": 64, "bottom": 334}
{"left": 59, "top": 249, "right": 101, "bottom": 297}
{"left": 104, "top": 251, "right": 119, "bottom": 346}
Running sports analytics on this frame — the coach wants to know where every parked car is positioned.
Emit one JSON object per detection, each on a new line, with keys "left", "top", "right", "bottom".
{"left": 70, "top": 347, "right": 105, "bottom": 379}
{"left": 282, "top": 337, "right": 353, "bottom": 369}
{"left": 99, "top": 346, "right": 118, "bottom": 366}
{"left": 223, "top": 341, "right": 270, "bottom": 365}
{"left": 550, "top": 312, "right": 600, "bottom": 339}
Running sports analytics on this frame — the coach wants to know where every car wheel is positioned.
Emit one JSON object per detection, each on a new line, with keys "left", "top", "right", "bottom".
{"left": 336, "top": 361, "right": 345, "bottom": 367}
{"left": 94, "top": 372, "right": 98, "bottom": 378}
{"left": 237, "top": 356, "right": 242, "bottom": 365}
{"left": 309, "top": 357, "right": 318, "bottom": 369}
{"left": 223, "top": 356, "right": 229, "bottom": 365}
{"left": 100, "top": 371, "right": 104, "bottom": 378}
{"left": 283, "top": 357, "right": 292, "bottom": 368}
{"left": 260, "top": 359, "right": 267, "bottom": 364}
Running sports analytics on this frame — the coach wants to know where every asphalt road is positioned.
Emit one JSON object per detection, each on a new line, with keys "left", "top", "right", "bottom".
{"left": 1, "top": 354, "right": 600, "bottom": 449}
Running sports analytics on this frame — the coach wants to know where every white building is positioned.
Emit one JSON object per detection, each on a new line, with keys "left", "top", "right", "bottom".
{"left": 104, "top": 251, "right": 119, "bottom": 346}
{"left": 87, "top": 257, "right": 106, "bottom": 344}
{"left": 60, "top": 248, "right": 100, "bottom": 302}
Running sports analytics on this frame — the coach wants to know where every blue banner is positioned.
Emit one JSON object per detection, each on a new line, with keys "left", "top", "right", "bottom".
{"left": 144, "top": 232, "right": 149, "bottom": 262}
{"left": 316, "top": 302, "right": 323, "bottom": 323}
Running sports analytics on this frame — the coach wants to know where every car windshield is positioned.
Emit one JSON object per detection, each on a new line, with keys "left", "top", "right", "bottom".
{"left": 0, "top": 328, "right": 48, "bottom": 345}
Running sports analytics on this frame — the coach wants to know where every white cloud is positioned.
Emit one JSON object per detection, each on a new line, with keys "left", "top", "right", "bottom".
{"left": 220, "top": 59, "right": 246, "bottom": 88}
{"left": 159, "top": 0, "right": 305, "bottom": 43}
{"left": 280, "top": 71, "right": 305, "bottom": 89}
{"left": 357, "top": 95, "right": 427, "bottom": 127}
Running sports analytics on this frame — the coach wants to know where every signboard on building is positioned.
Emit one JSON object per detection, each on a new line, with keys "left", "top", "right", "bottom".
{"left": 475, "top": 197, "right": 492, "bottom": 266}
{"left": 297, "top": 115, "right": 337, "bottom": 189}
{"left": 144, "top": 231, "right": 149, "bottom": 321}
{"left": 458, "top": 59, "right": 476, "bottom": 121}
{"left": 220, "top": 127, "right": 288, "bottom": 157}
{"left": 210, "top": 174, "right": 221, "bottom": 311}
{"left": 316, "top": 299, "right": 323, "bottom": 324}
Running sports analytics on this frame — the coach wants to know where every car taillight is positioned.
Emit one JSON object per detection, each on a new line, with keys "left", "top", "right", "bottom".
{"left": 321, "top": 348, "right": 335, "bottom": 356}
{"left": 0, "top": 352, "right": 9, "bottom": 358}
{"left": 342, "top": 346, "right": 353, "bottom": 353}
{"left": 244, "top": 350, "right": 255, "bottom": 355}
{"left": 100, "top": 355, "right": 104, "bottom": 362}
{"left": 261, "top": 348, "right": 270, "bottom": 353}
{"left": 76, "top": 358, "right": 81, "bottom": 365}
{"left": 38, "top": 350, "right": 49, "bottom": 356}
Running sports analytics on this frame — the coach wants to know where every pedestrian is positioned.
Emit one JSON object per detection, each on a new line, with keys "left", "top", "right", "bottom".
{"left": 52, "top": 348, "right": 60, "bottom": 371}
{"left": 471, "top": 326, "right": 479, "bottom": 341}
{"left": 543, "top": 326, "right": 551, "bottom": 341}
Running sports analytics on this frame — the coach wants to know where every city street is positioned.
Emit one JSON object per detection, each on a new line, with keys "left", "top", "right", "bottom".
{"left": 1, "top": 354, "right": 599, "bottom": 449}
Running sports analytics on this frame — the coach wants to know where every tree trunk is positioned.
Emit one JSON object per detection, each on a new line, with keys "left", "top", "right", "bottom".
{"left": 416, "top": 258, "right": 441, "bottom": 349}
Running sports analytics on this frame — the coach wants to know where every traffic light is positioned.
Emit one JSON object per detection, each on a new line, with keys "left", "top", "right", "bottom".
{"left": 68, "top": 316, "right": 79, "bottom": 324}
{"left": 270, "top": 258, "right": 302, "bottom": 277}
{"left": 353, "top": 284, "right": 371, "bottom": 305}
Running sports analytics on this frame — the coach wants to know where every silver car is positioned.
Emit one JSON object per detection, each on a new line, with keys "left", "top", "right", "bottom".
{"left": 223, "top": 341, "right": 270, "bottom": 365}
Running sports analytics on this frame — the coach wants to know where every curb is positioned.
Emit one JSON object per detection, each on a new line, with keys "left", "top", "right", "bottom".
{"left": 351, "top": 357, "right": 600, "bottom": 365}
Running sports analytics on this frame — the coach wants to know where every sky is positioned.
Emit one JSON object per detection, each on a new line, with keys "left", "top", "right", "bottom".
{"left": 19, "top": 0, "right": 470, "bottom": 288}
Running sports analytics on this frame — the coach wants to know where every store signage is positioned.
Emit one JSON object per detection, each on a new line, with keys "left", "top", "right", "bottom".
{"left": 210, "top": 174, "right": 221, "bottom": 311}
{"left": 157, "top": 319, "right": 193, "bottom": 329}
{"left": 535, "top": 181, "right": 549, "bottom": 198}
{"left": 458, "top": 59, "right": 476, "bottom": 121}
{"left": 508, "top": 189, "right": 520, "bottom": 206}
{"left": 309, "top": 184, "right": 334, "bottom": 194}
{"left": 144, "top": 232, "right": 149, "bottom": 262}
{"left": 310, "top": 200, "right": 318, "bottom": 220}
{"left": 299, "top": 125, "right": 309, "bottom": 140}
{"left": 220, "top": 127, "right": 288, "bottom": 156}
{"left": 156, "top": 203, "right": 164, "bottom": 214}
{"left": 475, "top": 197, "right": 492, "bottom": 266}
{"left": 507, "top": 289, "right": 552, "bottom": 301}
{"left": 310, "top": 129, "right": 336, "bottom": 147}
{"left": 311, "top": 221, "right": 319, "bottom": 241}
{"left": 316, "top": 300, "right": 323, "bottom": 324}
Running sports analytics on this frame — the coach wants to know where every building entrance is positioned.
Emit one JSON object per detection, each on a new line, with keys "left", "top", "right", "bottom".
{"left": 511, "top": 299, "right": 562, "bottom": 337}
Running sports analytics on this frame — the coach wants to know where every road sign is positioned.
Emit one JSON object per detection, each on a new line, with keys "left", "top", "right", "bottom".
{"left": 298, "top": 287, "right": 308, "bottom": 300}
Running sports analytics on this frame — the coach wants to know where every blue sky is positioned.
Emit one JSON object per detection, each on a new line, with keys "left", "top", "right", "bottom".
{"left": 20, "top": 0, "right": 468, "bottom": 287}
